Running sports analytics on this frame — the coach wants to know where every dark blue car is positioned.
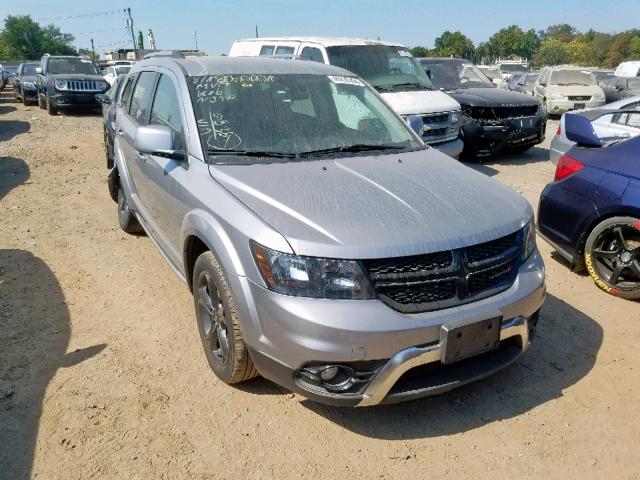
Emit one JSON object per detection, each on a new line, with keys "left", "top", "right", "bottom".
{"left": 538, "top": 110, "right": 640, "bottom": 300}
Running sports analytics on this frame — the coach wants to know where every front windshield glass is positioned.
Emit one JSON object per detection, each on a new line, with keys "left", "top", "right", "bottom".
{"left": 550, "top": 69, "right": 596, "bottom": 86}
{"left": 420, "top": 59, "right": 494, "bottom": 90}
{"left": 481, "top": 68, "right": 501, "bottom": 81}
{"left": 21, "top": 64, "right": 37, "bottom": 76}
{"left": 525, "top": 74, "right": 539, "bottom": 85}
{"left": 500, "top": 64, "right": 528, "bottom": 74}
{"left": 48, "top": 57, "right": 100, "bottom": 75}
{"left": 187, "top": 73, "right": 422, "bottom": 164}
{"left": 627, "top": 78, "right": 640, "bottom": 90}
{"left": 326, "top": 46, "right": 434, "bottom": 92}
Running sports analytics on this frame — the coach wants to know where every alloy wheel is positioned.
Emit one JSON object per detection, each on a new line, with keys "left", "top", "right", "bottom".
{"left": 196, "top": 271, "right": 230, "bottom": 366}
{"left": 591, "top": 225, "right": 640, "bottom": 289}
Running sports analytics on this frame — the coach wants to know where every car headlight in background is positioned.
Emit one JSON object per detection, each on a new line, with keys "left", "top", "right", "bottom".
{"left": 550, "top": 93, "right": 565, "bottom": 100}
{"left": 251, "top": 242, "right": 375, "bottom": 299}
{"left": 450, "top": 112, "right": 460, "bottom": 124}
{"left": 22, "top": 81, "right": 36, "bottom": 89}
{"left": 522, "top": 219, "right": 537, "bottom": 261}
{"left": 96, "top": 80, "right": 108, "bottom": 90}
{"left": 53, "top": 79, "right": 68, "bottom": 90}
{"left": 594, "top": 93, "right": 605, "bottom": 102}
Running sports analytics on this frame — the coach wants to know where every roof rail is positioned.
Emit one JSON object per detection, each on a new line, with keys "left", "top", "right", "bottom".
{"left": 142, "top": 50, "right": 186, "bottom": 60}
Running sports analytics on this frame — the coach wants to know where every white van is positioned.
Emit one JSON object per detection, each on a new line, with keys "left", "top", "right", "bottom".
{"left": 229, "top": 37, "right": 463, "bottom": 158}
{"left": 615, "top": 61, "right": 640, "bottom": 78}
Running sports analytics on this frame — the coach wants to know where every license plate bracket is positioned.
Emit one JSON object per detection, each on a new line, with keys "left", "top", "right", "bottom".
{"left": 441, "top": 317, "right": 501, "bottom": 364}
{"left": 574, "top": 103, "right": 585, "bottom": 109}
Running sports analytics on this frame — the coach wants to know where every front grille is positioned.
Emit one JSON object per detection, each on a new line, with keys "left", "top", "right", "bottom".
{"left": 465, "top": 105, "right": 538, "bottom": 123}
{"left": 422, "top": 113, "right": 449, "bottom": 124}
{"left": 67, "top": 80, "right": 99, "bottom": 91}
{"left": 422, "top": 127, "right": 449, "bottom": 138}
{"left": 363, "top": 231, "right": 523, "bottom": 314}
{"left": 568, "top": 96, "right": 591, "bottom": 102}
{"left": 419, "top": 112, "right": 459, "bottom": 145}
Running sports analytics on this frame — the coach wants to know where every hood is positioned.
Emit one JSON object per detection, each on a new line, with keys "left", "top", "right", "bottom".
{"left": 209, "top": 150, "right": 532, "bottom": 259}
{"left": 47, "top": 73, "right": 105, "bottom": 82}
{"left": 19, "top": 75, "right": 37, "bottom": 83}
{"left": 546, "top": 84, "right": 604, "bottom": 97}
{"left": 380, "top": 89, "right": 460, "bottom": 115}
{"left": 446, "top": 87, "right": 540, "bottom": 107}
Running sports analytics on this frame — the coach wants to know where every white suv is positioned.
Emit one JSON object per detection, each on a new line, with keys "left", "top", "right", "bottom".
{"left": 229, "top": 37, "right": 463, "bottom": 158}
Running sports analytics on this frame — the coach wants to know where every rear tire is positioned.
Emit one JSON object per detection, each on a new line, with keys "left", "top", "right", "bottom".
{"left": 584, "top": 216, "right": 640, "bottom": 300}
{"left": 117, "top": 186, "right": 144, "bottom": 235}
{"left": 193, "top": 251, "right": 258, "bottom": 384}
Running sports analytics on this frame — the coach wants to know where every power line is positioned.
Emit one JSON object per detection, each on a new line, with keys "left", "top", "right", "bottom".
{"left": 36, "top": 10, "right": 122, "bottom": 23}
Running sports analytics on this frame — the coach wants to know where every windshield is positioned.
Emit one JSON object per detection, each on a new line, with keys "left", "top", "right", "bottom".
{"left": 500, "top": 64, "right": 528, "bottom": 74}
{"left": 628, "top": 78, "right": 640, "bottom": 90}
{"left": 114, "top": 66, "right": 131, "bottom": 76}
{"left": 525, "top": 74, "right": 539, "bottom": 85}
{"left": 480, "top": 68, "right": 501, "bottom": 80}
{"left": 48, "top": 57, "right": 99, "bottom": 75}
{"left": 593, "top": 71, "right": 614, "bottom": 82}
{"left": 325, "top": 45, "right": 434, "bottom": 92}
{"left": 188, "top": 73, "right": 422, "bottom": 164}
{"left": 419, "top": 59, "right": 494, "bottom": 90}
{"left": 21, "top": 64, "right": 37, "bottom": 76}
{"left": 550, "top": 70, "right": 596, "bottom": 86}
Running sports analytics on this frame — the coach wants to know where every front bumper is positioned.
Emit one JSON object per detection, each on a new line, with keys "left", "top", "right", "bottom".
{"left": 50, "top": 91, "right": 103, "bottom": 108}
{"left": 462, "top": 115, "right": 546, "bottom": 155}
{"left": 546, "top": 99, "right": 605, "bottom": 114}
{"left": 431, "top": 138, "right": 464, "bottom": 159}
{"left": 236, "top": 249, "right": 545, "bottom": 406}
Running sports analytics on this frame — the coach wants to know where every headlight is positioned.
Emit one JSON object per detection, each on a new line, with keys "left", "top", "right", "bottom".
{"left": 96, "top": 81, "right": 108, "bottom": 90}
{"left": 450, "top": 113, "right": 460, "bottom": 124}
{"left": 550, "top": 93, "right": 565, "bottom": 100}
{"left": 594, "top": 93, "right": 605, "bottom": 101}
{"left": 250, "top": 242, "right": 375, "bottom": 299}
{"left": 54, "top": 80, "right": 68, "bottom": 90}
{"left": 522, "top": 219, "right": 537, "bottom": 261}
{"left": 22, "top": 81, "right": 35, "bottom": 89}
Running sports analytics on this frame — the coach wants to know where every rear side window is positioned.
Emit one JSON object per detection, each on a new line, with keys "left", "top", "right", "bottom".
{"left": 259, "top": 45, "right": 275, "bottom": 56}
{"left": 150, "top": 74, "right": 184, "bottom": 150}
{"left": 300, "top": 47, "right": 324, "bottom": 63}
{"left": 120, "top": 73, "right": 137, "bottom": 110}
{"left": 275, "top": 46, "right": 295, "bottom": 56}
{"left": 129, "top": 72, "right": 158, "bottom": 125}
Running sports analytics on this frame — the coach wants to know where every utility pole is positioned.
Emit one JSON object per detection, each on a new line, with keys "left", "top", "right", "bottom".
{"left": 90, "top": 38, "right": 95, "bottom": 60}
{"left": 124, "top": 8, "right": 137, "bottom": 57}
{"left": 194, "top": 30, "right": 198, "bottom": 51}
{"left": 255, "top": 25, "right": 259, "bottom": 38}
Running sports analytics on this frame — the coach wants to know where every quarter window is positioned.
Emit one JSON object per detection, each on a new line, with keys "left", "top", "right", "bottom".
{"left": 150, "top": 75, "right": 185, "bottom": 150}
{"left": 129, "top": 72, "right": 158, "bottom": 125}
{"left": 300, "top": 47, "right": 324, "bottom": 63}
{"left": 274, "top": 46, "right": 295, "bottom": 56}
{"left": 120, "top": 73, "right": 137, "bottom": 110}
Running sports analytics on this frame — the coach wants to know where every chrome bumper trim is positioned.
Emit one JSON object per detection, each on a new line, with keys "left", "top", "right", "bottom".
{"left": 357, "top": 315, "right": 529, "bottom": 406}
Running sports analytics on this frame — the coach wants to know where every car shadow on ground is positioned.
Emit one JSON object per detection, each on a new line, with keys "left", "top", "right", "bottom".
{"left": 301, "top": 294, "right": 602, "bottom": 439}
{"left": 0, "top": 157, "right": 30, "bottom": 200}
{"left": 0, "top": 104, "right": 17, "bottom": 114}
{"left": 0, "top": 120, "right": 30, "bottom": 142}
{"left": 0, "top": 250, "right": 105, "bottom": 479}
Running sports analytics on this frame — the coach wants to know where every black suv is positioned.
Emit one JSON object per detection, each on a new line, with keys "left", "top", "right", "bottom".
{"left": 36, "top": 54, "right": 109, "bottom": 115}
{"left": 419, "top": 58, "right": 546, "bottom": 159}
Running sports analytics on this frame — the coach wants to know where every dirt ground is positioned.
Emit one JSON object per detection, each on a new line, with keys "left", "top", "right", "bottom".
{"left": 1, "top": 86, "right": 639, "bottom": 480}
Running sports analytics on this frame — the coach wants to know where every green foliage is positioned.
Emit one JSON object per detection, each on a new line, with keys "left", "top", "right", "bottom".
{"left": 432, "top": 31, "right": 474, "bottom": 59}
{"left": 137, "top": 31, "right": 144, "bottom": 50}
{"left": 480, "top": 25, "right": 540, "bottom": 61}
{"left": 534, "top": 39, "right": 570, "bottom": 66}
{"left": 410, "top": 46, "right": 429, "bottom": 58}
{"left": 0, "top": 15, "right": 76, "bottom": 60}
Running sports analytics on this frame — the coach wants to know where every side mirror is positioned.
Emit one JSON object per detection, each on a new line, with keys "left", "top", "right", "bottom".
{"left": 95, "top": 94, "right": 111, "bottom": 105}
{"left": 135, "top": 125, "right": 185, "bottom": 160}
{"left": 564, "top": 113, "right": 601, "bottom": 148}
{"left": 539, "top": 82, "right": 546, "bottom": 87}
{"left": 405, "top": 115, "right": 424, "bottom": 137}
{"left": 35, "top": 67, "right": 42, "bottom": 74}
{"left": 616, "top": 85, "right": 624, "bottom": 91}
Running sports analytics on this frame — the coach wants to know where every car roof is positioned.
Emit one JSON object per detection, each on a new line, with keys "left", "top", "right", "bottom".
{"left": 233, "top": 36, "right": 403, "bottom": 48}
{"left": 418, "top": 57, "right": 470, "bottom": 63}
{"left": 547, "top": 65, "right": 593, "bottom": 71}
{"left": 605, "top": 95, "right": 640, "bottom": 109}
{"left": 132, "top": 55, "right": 356, "bottom": 77}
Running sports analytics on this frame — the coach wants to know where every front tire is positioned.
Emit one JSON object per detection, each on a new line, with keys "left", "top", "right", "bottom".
{"left": 117, "top": 186, "right": 144, "bottom": 234}
{"left": 584, "top": 216, "right": 640, "bottom": 300}
{"left": 46, "top": 95, "right": 57, "bottom": 116}
{"left": 193, "top": 251, "right": 258, "bottom": 384}
{"left": 38, "top": 93, "right": 46, "bottom": 109}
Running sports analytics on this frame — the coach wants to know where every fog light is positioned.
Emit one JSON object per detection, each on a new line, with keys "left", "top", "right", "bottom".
{"left": 320, "top": 366, "right": 339, "bottom": 382}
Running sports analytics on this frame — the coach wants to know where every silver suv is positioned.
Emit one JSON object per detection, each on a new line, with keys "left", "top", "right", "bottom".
{"left": 110, "top": 55, "right": 545, "bottom": 406}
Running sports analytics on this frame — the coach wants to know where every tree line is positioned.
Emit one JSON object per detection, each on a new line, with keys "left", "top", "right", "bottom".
{"left": 411, "top": 24, "right": 640, "bottom": 68}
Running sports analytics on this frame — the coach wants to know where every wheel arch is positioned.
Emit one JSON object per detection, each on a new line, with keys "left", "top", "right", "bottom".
{"left": 576, "top": 206, "right": 640, "bottom": 259}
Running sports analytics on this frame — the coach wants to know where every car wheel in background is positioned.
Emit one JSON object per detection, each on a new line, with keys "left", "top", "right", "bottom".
{"left": 117, "top": 186, "right": 144, "bottom": 235}
{"left": 193, "top": 251, "right": 258, "bottom": 384}
{"left": 584, "top": 216, "right": 640, "bottom": 300}
{"left": 38, "top": 93, "right": 46, "bottom": 109}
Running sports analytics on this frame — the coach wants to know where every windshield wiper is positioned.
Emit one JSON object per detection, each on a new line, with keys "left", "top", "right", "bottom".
{"left": 298, "top": 144, "right": 408, "bottom": 157}
{"left": 390, "top": 82, "right": 434, "bottom": 91}
{"left": 207, "top": 149, "right": 297, "bottom": 159}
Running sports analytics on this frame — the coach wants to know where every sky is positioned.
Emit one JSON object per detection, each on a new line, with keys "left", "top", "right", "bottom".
{"left": 3, "top": 0, "right": 640, "bottom": 57}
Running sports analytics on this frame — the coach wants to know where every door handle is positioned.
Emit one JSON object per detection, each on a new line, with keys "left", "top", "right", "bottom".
{"left": 116, "top": 128, "right": 124, "bottom": 136}
{"left": 137, "top": 151, "right": 148, "bottom": 162}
